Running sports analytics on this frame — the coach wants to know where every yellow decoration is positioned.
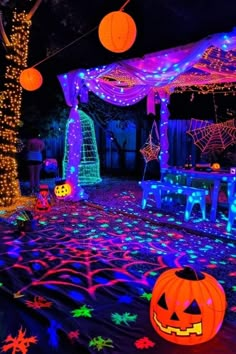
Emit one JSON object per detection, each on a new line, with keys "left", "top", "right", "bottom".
{"left": 98, "top": 11, "right": 137, "bottom": 53}
{"left": 54, "top": 180, "right": 72, "bottom": 199}
{"left": 19, "top": 67, "right": 43, "bottom": 91}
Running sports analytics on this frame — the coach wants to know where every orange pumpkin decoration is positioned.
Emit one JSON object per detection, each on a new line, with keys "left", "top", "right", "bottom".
{"left": 54, "top": 180, "right": 72, "bottom": 199}
{"left": 150, "top": 267, "right": 226, "bottom": 345}
{"left": 19, "top": 67, "right": 43, "bottom": 91}
{"left": 98, "top": 11, "right": 137, "bottom": 53}
{"left": 35, "top": 185, "right": 51, "bottom": 212}
{"left": 211, "top": 162, "right": 221, "bottom": 171}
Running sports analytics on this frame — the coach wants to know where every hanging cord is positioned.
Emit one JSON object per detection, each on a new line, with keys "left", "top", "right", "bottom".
{"left": 32, "top": 0, "right": 132, "bottom": 68}
{"left": 120, "top": 0, "right": 131, "bottom": 11}
{"left": 212, "top": 92, "right": 218, "bottom": 123}
{"left": 141, "top": 120, "right": 160, "bottom": 181}
{"left": 32, "top": 26, "right": 98, "bottom": 68}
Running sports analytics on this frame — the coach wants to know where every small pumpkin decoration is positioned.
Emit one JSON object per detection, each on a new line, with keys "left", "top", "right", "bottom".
{"left": 19, "top": 67, "right": 43, "bottom": 91}
{"left": 35, "top": 185, "right": 51, "bottom": 212}
{"left": 150, "top": 267, "right": 226, "bottom": 345}
{"left": 54, "top": 180, "right": 72, "bottom": 199}
{"left": 98, "top": 11, "right": 137, "bottom": 53}
{"left": 211, "top": 162, "right": 221, "bottom": 171}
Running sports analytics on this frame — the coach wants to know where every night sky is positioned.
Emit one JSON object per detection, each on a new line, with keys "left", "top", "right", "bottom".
{"left": 1, "top": 0, "right": 235, "bottom": 119}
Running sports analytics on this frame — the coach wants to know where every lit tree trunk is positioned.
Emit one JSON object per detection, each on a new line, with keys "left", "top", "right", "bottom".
{"left": 0, "top": 0, "right": 42, "bottom": 207}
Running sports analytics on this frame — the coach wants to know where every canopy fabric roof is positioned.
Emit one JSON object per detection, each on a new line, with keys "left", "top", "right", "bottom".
{"left": 58, "top": 28, "right": 236, "bottom": 109}
{"left": 58, "top": 28, "right": 236, "bottom": 170}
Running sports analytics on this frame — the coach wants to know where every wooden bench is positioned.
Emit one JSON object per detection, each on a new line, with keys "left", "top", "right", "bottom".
{"left": 139, "top": 180, "right": 209, "bottom": 221}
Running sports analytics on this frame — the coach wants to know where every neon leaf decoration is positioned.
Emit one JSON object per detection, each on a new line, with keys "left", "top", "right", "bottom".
{"left": 1, "top": 327, "right": 37, "bottom": 354}
{"left": 134, "top": 337, "right": 156, "bottom": 349}
{"left": 187, "top": 118, "right": 236, "bottom": 153}
{"left": 89, "top": 336, "right": 114, "bottom": 351}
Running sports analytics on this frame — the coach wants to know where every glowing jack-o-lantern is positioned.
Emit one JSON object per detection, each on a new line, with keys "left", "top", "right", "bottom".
{"left": 54, "top": 180, "right": 72, "bottom": 199}
{"left": 211, "top": 163, "right": 221, "bottom": 171}
{"left": 19, "top": 67, "right": 43, "bottom": 91}
{"left": 150, "top": 267, "right": 226, "bottom": 345}
{"left": 98, "top": 11, "right": 137, "bottom": 53}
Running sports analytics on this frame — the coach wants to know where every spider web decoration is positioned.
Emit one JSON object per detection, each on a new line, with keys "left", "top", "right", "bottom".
{"left": 140, "top": 121, "right": 160, "bottom": 163}
{"left": 140, "top": 135, "right": 160, "bottom": 163}
{"left": 140, "top": 121, "right": 160, "bottom": 180}
{"left": 187, "top": 118, "right": 236, "bottom": 153}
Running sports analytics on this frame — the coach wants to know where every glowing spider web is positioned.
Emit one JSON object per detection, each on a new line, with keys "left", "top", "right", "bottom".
{"left": 140, "top": 121, "right": 160, "bottom": 163}
{"left": 187, "top": 118, "right": 236, "bottom": 153}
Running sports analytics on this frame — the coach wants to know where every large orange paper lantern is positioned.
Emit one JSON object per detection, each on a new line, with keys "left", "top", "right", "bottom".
{"left": 19, "top": 67, "right": 43, "bottom": 91}
{"left": 98, "top": 11, "right": 137, "bottom": 53}
{"left": 150, "top": 267, "right": 226, "bottom": 345}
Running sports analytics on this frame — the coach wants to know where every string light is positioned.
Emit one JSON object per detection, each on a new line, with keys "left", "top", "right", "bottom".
{"left": 0, "top": 11, "right": 31, "bottom": 206}
{"left": 174, "top": 82, "right": 236, "bottom": 95}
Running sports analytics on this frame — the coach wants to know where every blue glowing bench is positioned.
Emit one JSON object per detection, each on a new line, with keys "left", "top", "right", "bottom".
{"left": 139, "top": 180, "right": 209, "bottom": 221}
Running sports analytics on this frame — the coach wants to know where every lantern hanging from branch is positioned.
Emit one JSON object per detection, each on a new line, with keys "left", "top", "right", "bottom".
{"left": 150, "top": 267, "right": 226, "bottom": 345}
{"left": 98, "top": 11, "right": 137, "bottom": 53}
{"left": 19, "top": 67, "right": 43, "bottom": 91}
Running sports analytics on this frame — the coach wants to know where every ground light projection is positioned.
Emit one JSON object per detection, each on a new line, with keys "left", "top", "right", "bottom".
{"left": 0, "top": 178, "right": 235, "bottom": 353}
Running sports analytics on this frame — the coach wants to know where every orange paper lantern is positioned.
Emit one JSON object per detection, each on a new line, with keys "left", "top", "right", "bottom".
{"left": 98, "top": 11, "right": 137, "bottom": 53}
{"left": 19, "top": 67, "right": 43, "bottom": 91}
{"left": 211, "top": 162, "right": 221, "bottom": 171}
{"left": 150, "top": 267, "right": 226, "bottom": 345}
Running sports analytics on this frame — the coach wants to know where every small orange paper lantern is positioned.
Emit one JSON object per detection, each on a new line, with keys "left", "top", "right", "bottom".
{"left": 98, "top": 11, "right": 137, "bottom": 53}
{"left": 150, "top": 267, "right": 226, "bottom": 345}
{"left": 19, "top": 67, "right": 43, "bottom": 91}
{"left": 211, "top": 162, "right": 221, "bottom": 171}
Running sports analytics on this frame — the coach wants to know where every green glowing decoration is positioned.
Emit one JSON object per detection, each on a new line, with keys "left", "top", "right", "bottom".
{"left": 140, "top": 292, "right": 152, "bottom": 301}
{"left": 111, "top": 312, "right": 137, "bottom": 326}
{"left": 63, "top": 109, "right": 101, "bottom": 186}
{"left": 89, "top": 336, "right": 114, "bottom": 351}
{"left": 71, "top": 305, "right": 94, "bottom": 318}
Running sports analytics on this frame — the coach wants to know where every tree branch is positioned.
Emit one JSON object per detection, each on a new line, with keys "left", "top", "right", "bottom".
{"left": 26, "top": 0, "right": 42, "bottom": 20}
{"left": 0, "top": 11, "right": 10, "bottom": 46}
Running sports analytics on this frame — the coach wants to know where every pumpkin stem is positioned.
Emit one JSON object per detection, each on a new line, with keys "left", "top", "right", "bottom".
{"left": 176, "top": 267, "right": 205, "bottom": 281}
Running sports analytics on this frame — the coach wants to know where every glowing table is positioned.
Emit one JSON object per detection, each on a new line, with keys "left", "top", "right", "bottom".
{"left": 161, "top": 167, "right": 236, "bottom": 222}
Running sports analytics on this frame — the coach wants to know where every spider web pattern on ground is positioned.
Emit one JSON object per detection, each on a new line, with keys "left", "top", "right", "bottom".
{"left": 0, "top": 187, "right": 236, "bottom": 353}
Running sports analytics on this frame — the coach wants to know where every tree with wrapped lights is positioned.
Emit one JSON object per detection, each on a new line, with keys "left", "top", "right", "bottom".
{"left": 0, "top": 0, "right": 42, "bottom": 206}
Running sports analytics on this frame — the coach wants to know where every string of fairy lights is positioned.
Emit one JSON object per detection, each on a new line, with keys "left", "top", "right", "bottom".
{"left": 0, "top": 0, "right": 235, "bottom": 207}
{"left": 0, "top": 11, "right": 31, "bottom": 206}
{"left": 174, "top": 82, "right": 236, "bottom": 95}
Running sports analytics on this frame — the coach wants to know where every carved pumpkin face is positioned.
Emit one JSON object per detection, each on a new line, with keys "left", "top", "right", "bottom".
{"left": 54, "top": 180, "right": 72, "bottom": 199}
{"left": 150, "top": 267, "right": 226, "bottom": 345}
{"left": 211, "top": 163, "right": 221, "bottom": 171}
